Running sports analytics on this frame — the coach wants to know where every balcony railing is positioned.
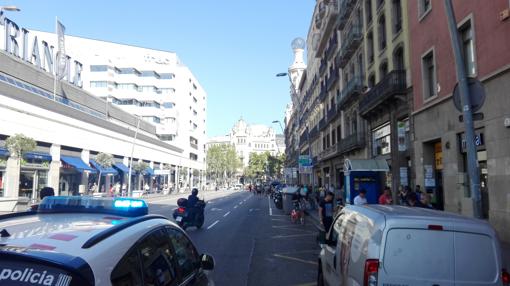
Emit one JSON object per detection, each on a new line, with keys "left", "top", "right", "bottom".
{"left": 325, "top": 35, "right": 338, "bottom": 60}
{"left": 338, "top": 76, "right": 363, "bottom": 108}
{"left": 326, "top": 69, "right": 339, "bottom": 91}
{"left": 327, "top": 107, "right": 338, "bottom": 123}
{"left": 190, "top": 143, "right": 198, "bottom": 150}
{"left": 359, "top": 70, "right": 407, "bottom": 115}
{"left": 315, "top": 0, "right": 339, "bottom": 56}
{"left": 299, "top": 129, "right": 309, "bottom": 145}
{"left": 309, "top": 125, "right": 319, "bottom": 140}
{"left": 337, "top": 25, "right": 362, "bottom": 68}
{"left": 319, "top": 144, "right": 337, "bottom": 161}
{"left": 338, "top": 0, "right": 357, "bottom": 29}
{"left": 318, "top": 118, "right": 326, "bottom": 130}
{"left": 318, "top": 84, "right": 327, "bottom": 102}
{"left": 319, "top": 59, "right": 327, "bottom": 76}
{"left": 337, "top": 132, "right": 366, "bottom": 154}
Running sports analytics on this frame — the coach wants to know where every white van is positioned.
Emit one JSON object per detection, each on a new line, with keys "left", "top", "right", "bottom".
{"left": 318, "top": 205, "right": 509, "bottom": 286}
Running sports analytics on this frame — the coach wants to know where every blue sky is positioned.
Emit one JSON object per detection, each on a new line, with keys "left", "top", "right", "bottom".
{"left": 5, "top": 0, "right": 314, "bottom": 137}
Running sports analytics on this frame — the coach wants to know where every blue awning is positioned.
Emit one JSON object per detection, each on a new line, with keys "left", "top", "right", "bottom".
{"left": 143, "top": 167, "right": 154, "bottom": 176}
{"left": 61, "top": 156, "right": 96, "bottom": 173}
{"left": 23, "top": 152, "right": 52, "bottom": 161}
{"left": 112, "top": 162, "right": 130, "bottom": 173}
{"left": 0, "top": 147, "right": 9, "bottom": 157}
{"left": 90, "top": 159, "right": 118, "bottom": 176}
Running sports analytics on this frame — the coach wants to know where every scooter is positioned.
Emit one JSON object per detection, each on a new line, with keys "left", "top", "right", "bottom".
{"left": 173, "top": 198, "right": 206, "bottom": 230}
{"left": 273, "top": 191, "right": 283, "bottom": 209}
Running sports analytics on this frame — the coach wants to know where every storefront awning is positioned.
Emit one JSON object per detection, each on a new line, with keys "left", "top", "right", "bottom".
{"left": 344, "top": 159, "right": 390, "bottom": 172}
{"left": 0, "top": 147, "right": 9, "bottom": 157}
{"left": 144, "top": 167, "right": 154, "bottom": 176}
{"left": 112, "top": 162, "right": 130, "bottom": 173}
{"left": 61, "top": 156, "right": 96, "bottom": 173}
{"left": 23, "top": 152, "right": 52, "bottom": 161}
{"left": 90, "top": 160, "right": 118, "bottom": 176}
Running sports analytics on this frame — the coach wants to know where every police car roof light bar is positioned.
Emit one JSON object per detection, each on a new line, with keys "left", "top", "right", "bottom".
{"left": 38, "top": 196, "right": 149, "bottom": 217}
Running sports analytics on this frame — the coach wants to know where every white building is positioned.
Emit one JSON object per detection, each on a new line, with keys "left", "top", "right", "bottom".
{"left": 0, "top": 16, "right": 206, "bottom": 211}
{"left": 30, "top": 30, "right": 207, "bottom": 171}
{"left": 207, "top": 119, "right": 285, "bottom": 167}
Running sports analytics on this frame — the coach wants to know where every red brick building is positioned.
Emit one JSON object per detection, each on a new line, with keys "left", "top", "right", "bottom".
{"left": 408, "top": 0, "right": 510, "bottom": 242}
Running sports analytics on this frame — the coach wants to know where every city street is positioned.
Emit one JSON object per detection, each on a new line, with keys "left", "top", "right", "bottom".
{"left": 149, "top": 190, "right": 320, "bottom": 286}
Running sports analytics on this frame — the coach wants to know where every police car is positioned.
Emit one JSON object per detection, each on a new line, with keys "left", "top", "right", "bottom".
{"left": 0, "top": 196, "right": 215, "bottom": 286}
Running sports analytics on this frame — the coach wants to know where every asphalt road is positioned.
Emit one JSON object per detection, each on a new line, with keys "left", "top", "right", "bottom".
{"left": 148, "top": 190, "right": 320, "bottom": 286}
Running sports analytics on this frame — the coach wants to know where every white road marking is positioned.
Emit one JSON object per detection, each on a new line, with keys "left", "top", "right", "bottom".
{"left": 207, "top": 220, "right": 219, "bottom": 230}
{"left": 211, "top": 208, "right": 223, "bottom": 211}
{"left": 239, "top": 201, "right": 243, "bottom": 205}
{"left": 223, "top": 211, "right": 231, "bottom": 217}
{"left": 268, "top": 196, "right": 273, "bottom": 216}
{"left": 234, "top": 205, "right": 238, "bottom": 209}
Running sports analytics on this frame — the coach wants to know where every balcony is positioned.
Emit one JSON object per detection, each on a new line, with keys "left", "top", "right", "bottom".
{"left": 326, "top": 69, "right": 339, "bottom": 91}
{"left": 325, "top": 34, "right": 338, "bottom": 60}
{"left": 336, "top": 25, "right": 362, "bottom": 69}
{"left": 315, "top": 0, "right": 339, "bottom": 56}
{"left": 338, "top": 0, "right": 357, "bottom": 29}
{"left": 326, "top": 106, "right": 338, "bottom": 123}
{"left": 359, "top": 70, "right": 407, "bottom": 116}
{"left": 338, "top": 76, "right": 363, "bottom": 108}
{"left": 337, "top": 132, "right": 366, "bottom": 154}
{"left": 299, "top": 129, "right": 309, "bottom": 145}
{"left": 319, "top": 59, "right": 327, "bottom": 76}
{"left": 318, "top": 117, "right": 326, "bottom": 131}
{"left": 318, "top": 83, "right": 327, "bottom": 102}
{"left": 190, "top": 143, "right": 198, "bottom": 150}
{"left": 309, "top": 125, "right": 319, "bottom": 140}
{"left": 319, "top": 145, "right": 337, "bottom": 161}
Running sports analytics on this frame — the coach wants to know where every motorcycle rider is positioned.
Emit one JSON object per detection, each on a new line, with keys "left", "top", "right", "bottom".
{"left": 187, "top": 188, "right": 200, "bottom": 221}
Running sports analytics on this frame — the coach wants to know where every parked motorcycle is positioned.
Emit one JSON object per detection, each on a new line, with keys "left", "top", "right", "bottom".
{"left": 273, "top": 191, "right": 283, "bottom": 209}
{"left": 173, "top": 198, "right": 206, "bottom": 230}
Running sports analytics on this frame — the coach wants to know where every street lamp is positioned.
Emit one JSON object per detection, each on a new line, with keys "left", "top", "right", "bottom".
{"left": 127, "top": 116, "right": 141, "bottom": 197}
{"left": 0, "top": 6, "right": 20, "bottom": 11}
{"left": 271, "top": 120, "right": 284, "bottom": 134}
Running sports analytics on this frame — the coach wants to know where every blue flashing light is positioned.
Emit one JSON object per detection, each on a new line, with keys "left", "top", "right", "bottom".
{"left": 38, "top": 196, "right": 148, "bottom": 217}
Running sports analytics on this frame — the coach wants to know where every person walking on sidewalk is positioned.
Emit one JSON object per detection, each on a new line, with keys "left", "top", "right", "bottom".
{"left": 319, "top": 191, "right": 335, "bottom": 232}
{"left": 378, "top": 186, "right": 393, "bottom": 205}
{"left": 354, "top": 189, "right": 368, "bottom": 205}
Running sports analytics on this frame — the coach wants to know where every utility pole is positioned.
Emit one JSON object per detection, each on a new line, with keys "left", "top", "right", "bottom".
{"left": 127, "top": 116, "right": 141, "bottom": 197}
{"left": 444, "top": 0, "right": 482, "bottom": 218}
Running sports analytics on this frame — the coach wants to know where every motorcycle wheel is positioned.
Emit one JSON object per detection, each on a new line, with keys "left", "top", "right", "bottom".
{"left": 196, "top": 214, "right": 205, "bottom": 229}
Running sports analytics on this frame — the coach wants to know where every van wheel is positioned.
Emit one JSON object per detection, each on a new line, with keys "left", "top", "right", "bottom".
{"left": 317, "top": 267, "right": 325, "bottom": 286}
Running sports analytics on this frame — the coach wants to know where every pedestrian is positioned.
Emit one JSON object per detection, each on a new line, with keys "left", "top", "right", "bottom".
{"left": 353, "top": 189, "right": 368, "bottom": 205}
{"left": 399, "top": 185, "right": 410, "bottom": 205}
{"left": 415, "top": 184, "right": 422, "bottom": 201}
{"left": 378, "top": 186, "right": 393, "bottom": 205}
{"left": 420, "top": 193, "right": 434, "bottom": 209}
{"left": 30, "top": 187, "right": 55, "bottom": 211}
{"left": 319, "top": 191, "right": 335, "bottom": 232}
{"left": 407, "top": 192, "right": 426, "bottom": 208}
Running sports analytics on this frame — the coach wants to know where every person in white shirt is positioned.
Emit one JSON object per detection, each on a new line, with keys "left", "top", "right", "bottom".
{"left": 353, "top": 188, "right": 368, "bottom": 205}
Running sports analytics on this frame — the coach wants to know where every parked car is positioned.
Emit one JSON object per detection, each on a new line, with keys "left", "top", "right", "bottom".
{"left": 318, "top": 205, "right": 508, "bottom": 286}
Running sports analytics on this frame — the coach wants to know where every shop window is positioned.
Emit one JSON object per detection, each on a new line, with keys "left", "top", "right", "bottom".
{"left": 372, "top": 123, "right": 391, "bottom": 156}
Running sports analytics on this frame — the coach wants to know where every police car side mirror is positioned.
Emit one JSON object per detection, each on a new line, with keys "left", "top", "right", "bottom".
{"left": 200, "top": 253, "right": 215, "bottom": 270}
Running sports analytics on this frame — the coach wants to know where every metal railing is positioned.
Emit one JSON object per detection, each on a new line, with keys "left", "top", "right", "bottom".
{"left": 318, "top": 84, "right": 327, "bottom": 102}
{"left": 337, "top": 132, "right": 366, "bottom": 154}
{"left": 338, "top": 0, "right": 357, "bottom": 29}
{"left": 337, "top": 25, "right": 362, "bottom": 68}
{"left": 338, "top": 76, "right": 363, "bottom": 108}
{"left": 326, "top": 69, "right": 339, "bottom": 91}
{"left": 325, "top": 35, "right": 338, "bottom": 60}
{"left": 359, "top": 70, "right": 407, "bottom": 114}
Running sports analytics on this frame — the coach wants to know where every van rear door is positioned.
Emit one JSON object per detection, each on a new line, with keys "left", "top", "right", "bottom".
{"left": 378, "top": 228, "right": 499, "bottom": 286}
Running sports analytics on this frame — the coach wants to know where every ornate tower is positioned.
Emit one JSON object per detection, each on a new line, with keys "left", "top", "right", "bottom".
{"left": 288, "top": 38, "right": 306, "bottom": 107}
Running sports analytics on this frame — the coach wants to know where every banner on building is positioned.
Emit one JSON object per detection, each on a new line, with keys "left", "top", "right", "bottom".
{"left": 56, "top": 19, "right": 67, "bottom": 80}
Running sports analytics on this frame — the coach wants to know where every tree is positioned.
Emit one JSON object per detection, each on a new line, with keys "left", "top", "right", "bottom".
{"left": 246, "top": 152, "right": 269, "bottom": 181}
{"left": 133, "top": 161, "right": 148, "bottom": 190}
{"left": 95, "top": 152, "right": 113, "bottom": 193}
{"left": 5, "top": 134, "right": 36, "bottom": 159}
{"left": 206, "top": 144, "right": 242, "bottom": 186}
{"left": 267, "top": 153, "right": 285, "bottom": 179}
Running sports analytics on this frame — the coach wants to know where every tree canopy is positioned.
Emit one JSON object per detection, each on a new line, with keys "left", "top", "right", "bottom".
{"left": 206, "top": 144, "right": 242, "bottom": 185}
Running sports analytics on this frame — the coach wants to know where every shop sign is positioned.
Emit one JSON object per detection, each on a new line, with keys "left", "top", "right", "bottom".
{"left": 424, "top": 165, "right": 435, "bottom": 187}
{"left": 434, "top": 142, "right": 443, "bottom": 170}
{"left": 460, "top": 132, "right": 484, "bottom": 152}
{"left": 299, "top": 166, "right": 312, "bottom": 174}
{"left": 400, "top": 167, "right": 408, "bottom": 187}
{"left": 298, "top": 155, "right": 312, "bottom": 167}
{"left": 397, "top": 121, "right": 408, "bottom": 152}
{"left": 0, "top": 12, "right": 83, "bottom": 87}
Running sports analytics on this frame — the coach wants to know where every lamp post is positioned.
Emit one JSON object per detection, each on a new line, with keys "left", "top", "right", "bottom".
{"left": 271, "top": 120, "right": 284, "bottom": 134}
{"left": 127, "top": 116, "right": 141, "bottom": 197}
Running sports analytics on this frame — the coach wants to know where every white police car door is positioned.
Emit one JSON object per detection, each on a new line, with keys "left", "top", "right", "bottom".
{"left": 111, "top": 228, "right": 179, "bottom": 286}
{"left": 322, "top": 214, "right": 344, "bottom": 285}
{"left": 166, "top": 228, "right": 207, "bottom": 286}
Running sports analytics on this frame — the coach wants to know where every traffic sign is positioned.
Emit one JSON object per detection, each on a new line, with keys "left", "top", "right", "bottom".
{"left": 453, "top": 78, "right": 486, "bottom": 113}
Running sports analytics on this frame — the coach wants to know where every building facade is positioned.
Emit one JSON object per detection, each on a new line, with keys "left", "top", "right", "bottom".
{"left": 0, "top": 16, "right": 206, "bottom": 211}
{"left": 208, "top": 119, "right": 285, "bottom": 168}
{"left": 408, "top": 0, "right": 510, "bottom": 241}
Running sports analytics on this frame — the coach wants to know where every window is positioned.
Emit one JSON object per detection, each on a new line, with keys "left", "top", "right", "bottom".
{"left": 193, "top": 97, "right": 197, "bottom": 103}
{"left": 419, "top": 0, "right": 431, "bottom": 18}
{"left": 139, "top": 85, "right": 157, "bottom": 93}
{"left": 367, "top": 31, "right": 374, "bottom": 64}
{"left": 422, "top": 50, "right": 436, "bottom": 99}
{"left": 189, "top": 153, "right": 198, "bottom": 161}
{"left": 459, "top": 20, "right": 476, "bottom": 76}
{"left": 118, "top": 68, "right": 141, "bottom": 76}
{"left": 372, "top": 123, "right": 391, "bottom": 156}
{"left": 376, "top": 0, "right": 384, "bottom": 10}
{"left": 90, "top": 65, "right": 108, "bottom": 72}
{"left": 159, "top": 134, "right": 175, "bottom": 141}
{"left": 90, "top": 81, "right": 107, "bottom": 88}
{"left": 393, "top": 46, "right": 405, "bottom": 71}
{"left": 378, "top": 15, "right": 387, "bottom": 51}
{"left": 117, "top": 83, "right": 138, "bottom": 90}
{"left": 137, "top": 229, "right": 178, "bottom": 286}
{"left": 160, "top": 88, "right": 175, "bottom": 94}
{"left": 392, "top": 0, "right": 402, "bottom": 35}
{"left": 332, "top": 129, "right": 336, "bottom": 145}
{"left": 368, "top": 73, "right": 376, "bottom": 88}
{"left": 111, "top": 248, "right": 143, "bottom": 285}
{"left": 160, "top": 73, "right": 174, "bottom": 80}
{"left": 167, "top": 228, "right": 199, "bottom": 279}
{"left": 365, "top": 0, "right": 372, "bottom": 25}
{"left": 379, "top": 61, "right": 388, "bottom": 79}
{"left": 337, "top": 125, "right": 341, "bottom": 141}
